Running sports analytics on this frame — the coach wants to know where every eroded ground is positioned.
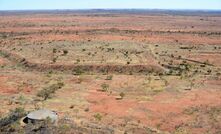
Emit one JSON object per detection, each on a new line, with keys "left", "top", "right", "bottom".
{"left": 0, "top": 11, "right": 221, "bottom": 134}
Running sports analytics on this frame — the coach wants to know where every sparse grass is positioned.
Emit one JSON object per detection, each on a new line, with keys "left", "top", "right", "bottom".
{"left": 174, "top": 127, "right": 189, "bottom": 134}
{"left": 0, "top": 12, "right": 221, "bottom": 134}
{"left": 57, "top": 124, "right": 72, "bottom": 133}
{"left": 181, "top": 105, "right": 221, "bottom": 133}
{"left": 183, "top": 107, "right": 199, "bottom": 115}
{"left": 152, "top": 88, "right": 164, "bottom": 93}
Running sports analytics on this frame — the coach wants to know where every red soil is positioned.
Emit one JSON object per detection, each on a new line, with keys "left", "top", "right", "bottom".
{"left": 0, "top": 12, "right": 221, "bottom": 133}
{"left": 87, "top": 89, "right": 221, "bottom": 132}
{"left": 0, "top": 75, "right": 32, "bottom": 95}
{"left": 0, "top": 58, "right": 5, "bottom": 65}
{"left": 0, "top": 76, "right": 17, "bottom": 94}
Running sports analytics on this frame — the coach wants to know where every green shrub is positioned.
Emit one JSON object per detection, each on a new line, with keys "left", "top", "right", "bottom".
{"left": 72, "top": 67, "right": 84, "bottom": 75}
{"left": 94, "top": 113, "right": 102, "bottom": 121}
{"left": 99, "top": 83, "right": 109, "bottom": 92}
{"left": 37, "top": 82, "right": 64, "bottom": 100}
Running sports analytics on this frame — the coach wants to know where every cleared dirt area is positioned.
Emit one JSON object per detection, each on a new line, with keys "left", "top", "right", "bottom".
{"left": 0, "top": 10, "right": 221, "bottom": 134}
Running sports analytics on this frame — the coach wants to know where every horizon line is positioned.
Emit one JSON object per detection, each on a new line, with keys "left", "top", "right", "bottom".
{"left": 0, "top": 8, "right": 221, "bottom": 12}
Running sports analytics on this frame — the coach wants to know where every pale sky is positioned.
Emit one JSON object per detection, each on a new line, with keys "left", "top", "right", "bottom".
{"left": 0, "top": 0, "right": 221, "bottom": 10}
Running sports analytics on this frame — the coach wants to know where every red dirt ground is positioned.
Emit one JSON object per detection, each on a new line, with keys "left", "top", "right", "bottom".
{"left": 0, "top": 11, "right": 221, "bottom": 133}
{"left": 87, "top": 88, "right": 221, "bottom": 132}
{"left": 0, "top": 75, "right": 32, "bottom": 95}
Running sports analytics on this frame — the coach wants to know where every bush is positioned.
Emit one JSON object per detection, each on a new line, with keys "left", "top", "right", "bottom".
{"left": 52, "top": 57, "right": 57, "bottom": 63}
{"left": 119, "top": 92, "right": 125, "bottom": 99}
{"left": 72, "top": 67, "right": 84, "bottom": 75}
{"left": 0, "top": 107, "right": 26, "bottom": 133}
{"left": 63, "top": 50, "right": 68, "bottom": 55}
{"left": 100, "top": 83, "right": 109, "bottom": 92}
{"left": 94, "top": 113, "right": 102, "bottom": 121}
{"left": 37, "top": 82, "right": 64, "bottom": 100}
{"left": 53, "top": 48, "right": 57, "bottom": 53}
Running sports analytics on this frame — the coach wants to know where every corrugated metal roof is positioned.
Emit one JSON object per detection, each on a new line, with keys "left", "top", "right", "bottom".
{"left": 27, "top": 109, "right": 58, "bottom": 121}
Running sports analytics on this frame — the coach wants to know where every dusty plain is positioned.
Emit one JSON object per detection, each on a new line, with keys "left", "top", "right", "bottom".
{"left": 0, "top": 10, "right": 221, "bottom": 133}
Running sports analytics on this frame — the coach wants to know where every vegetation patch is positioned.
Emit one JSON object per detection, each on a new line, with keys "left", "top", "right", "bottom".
{"left": 37, "top": 82, "right": 64, "bottom": 100}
